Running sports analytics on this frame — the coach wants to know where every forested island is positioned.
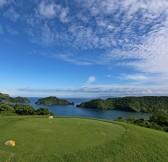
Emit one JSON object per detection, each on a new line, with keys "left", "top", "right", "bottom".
{"left": 77, "top": 96, "right": 168, "bottom": 113}
{"left": 35, "top": 96, "right": 74, "bottom": 106}
{"left": 0, "top": 93, "right": 30, "bottom": 103}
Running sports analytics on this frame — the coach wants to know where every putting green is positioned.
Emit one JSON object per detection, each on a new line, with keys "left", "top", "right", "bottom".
{"left": 0, "top": 116, "right": 125, "bottom": 157}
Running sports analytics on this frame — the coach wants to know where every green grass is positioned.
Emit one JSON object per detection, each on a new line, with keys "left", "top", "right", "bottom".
{"left": 0, "top": 116, "right": 168, "bottom": 162}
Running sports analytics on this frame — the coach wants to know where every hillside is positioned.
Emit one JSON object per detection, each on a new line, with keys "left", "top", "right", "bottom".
{"left": 35, "top": 96, "right": 74, "bottom": 105}
{"left": 0, "top": 116, "right": 168, "bottom": 162}
{"left": 0, "top": 93, "right": 13, "bottom": 102}
{"left": 77, "top": 96, "right": 168, "bottom": 112}
{"left": 0, "top": 92, "right": 30, "bottom": 103}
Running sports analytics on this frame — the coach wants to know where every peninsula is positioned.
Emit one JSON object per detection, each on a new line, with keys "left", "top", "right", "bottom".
{"left": 77, "top": 96, "right": 168, "bottom": 113}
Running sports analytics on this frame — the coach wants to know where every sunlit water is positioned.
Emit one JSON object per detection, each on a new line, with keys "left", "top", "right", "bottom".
{"left": 29, "top": 97, "right": 150, "bottom": 120}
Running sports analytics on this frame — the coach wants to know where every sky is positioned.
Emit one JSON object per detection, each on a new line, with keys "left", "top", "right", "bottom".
{"left": 1, "top": 0, "right": 168, "bottom": 97}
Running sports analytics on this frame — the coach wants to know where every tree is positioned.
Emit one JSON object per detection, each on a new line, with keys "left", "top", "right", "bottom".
{"left": 14, "top": 104, "right": 35, "bottom": 115}
{"left": 35, "top": 108, "right": 53, "bottom": 115}
{"left": 0, "top": 104, "right": 15, "bottom": 112}
{"left": 150, "top": 109, "right": 168, "bottom": 126}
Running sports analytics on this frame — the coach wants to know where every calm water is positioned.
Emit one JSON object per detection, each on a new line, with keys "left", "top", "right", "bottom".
{"left": 29, "top": 97, "right": 150, "bottom": 120}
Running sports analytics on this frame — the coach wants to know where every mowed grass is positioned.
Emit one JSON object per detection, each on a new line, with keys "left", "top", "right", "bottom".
{"left": 0, "top": 116, "right": 168, "bottom": 162}
{"left": 0, "top": 116, "right": 124, "bottom": 161}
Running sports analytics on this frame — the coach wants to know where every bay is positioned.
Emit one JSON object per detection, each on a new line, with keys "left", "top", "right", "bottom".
{"left": 29, "top": 97, "right": 150, "bottom": 120}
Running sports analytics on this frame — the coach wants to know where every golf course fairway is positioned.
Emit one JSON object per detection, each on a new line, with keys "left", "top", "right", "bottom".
{"left": 0, "top": 116, "right": 168, "bottom": 162}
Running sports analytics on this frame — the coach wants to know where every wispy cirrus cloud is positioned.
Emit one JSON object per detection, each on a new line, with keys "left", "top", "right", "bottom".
{"left": 5, "top": 25, "right": 18, "bottom": 35}
{"left": 0, "top": 0, "right": 7, "bottom": 7}
{"left": 36, "top": 0, "right": 70, "bottom": 22}
{"left": 38, "top": 1, "right": 57, "bottom": 18}
{"left": 4, "top": 6, "right": 20, "bottom": 21}
{"left": 25, "top": 0, "right": 168, "bottom": 86}
{"left": 118, "top": 74, "right": 148, "bottom": 81}
{"left": 2, "top": 0, "right": 168, "bottom": 88}
{"left": 0, "top": 24, "right": 18, "bottom": 36}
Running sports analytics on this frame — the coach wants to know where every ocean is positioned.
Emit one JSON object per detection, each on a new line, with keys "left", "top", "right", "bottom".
{"left": 29, "top": 97, "right": 150, "bottom": 120}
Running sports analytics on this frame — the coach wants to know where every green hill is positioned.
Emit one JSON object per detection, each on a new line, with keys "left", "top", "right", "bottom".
{"left": 0, "top": 92, "right": 30, "bottom": 103}
{"left": 35, "top": 96, "right": 74, "bottom": 105}
{"left": 0, "top": 116, "right": 168, "bottom": 162}
{"left": 0, "top": 93, "right": 13, "bottom": 103}
{"left": 77, "top": 96, "right": 168, "bottom": 112}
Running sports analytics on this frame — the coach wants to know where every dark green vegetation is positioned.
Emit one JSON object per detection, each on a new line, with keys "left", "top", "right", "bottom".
{"left": 0, "top": 93, "right": 13, "bottom": 102}
{"left": 0, "top": 116, "right": 168, "bottom": 162}
{"left": 116, "top": 109, "right": 168, "bottom": 132}
{"left": 77, "top": 96, "right": 168, "bottom": 112}
{"left": 14, "top": 96, "right": 30, "bottom": 103}
{"left": 35, "top": 96, "right": 74, "bottom": 106}
{"left": 0, "top": 92, "right": 30, "bottom": 103}
{"left": 0, "top": 103, "right": 53, "bottom": 116}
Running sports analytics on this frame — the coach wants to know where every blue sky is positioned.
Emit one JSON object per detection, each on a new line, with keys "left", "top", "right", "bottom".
{"left": 1, "top": 0, "right": 168, "bottom": 97}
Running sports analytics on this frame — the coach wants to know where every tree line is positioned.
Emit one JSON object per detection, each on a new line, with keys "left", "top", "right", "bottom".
{"left": 0, "top": 103, "right": 53, "bottom": 116}
{"left": 116, "top": 109, "right": 168, "bottom": 132}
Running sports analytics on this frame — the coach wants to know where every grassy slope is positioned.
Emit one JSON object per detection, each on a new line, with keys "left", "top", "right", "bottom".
{"left": 0, "top": 116, "right": 168, "bottom": 162}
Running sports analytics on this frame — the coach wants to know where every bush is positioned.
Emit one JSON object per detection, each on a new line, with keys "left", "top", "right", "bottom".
{"left": 14, "top": 104, "right": 35, "bottom": 115}
{"left": 150, "top": 109, "right": 168, "bottom": 127}
{"left": 35, "top": 108, "right": 54, "bottom": 115}
{"left": 0, "top": 103, "right": 15, "bottom": 113}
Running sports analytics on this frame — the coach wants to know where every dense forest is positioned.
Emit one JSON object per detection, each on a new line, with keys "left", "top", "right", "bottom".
{"left": 77, "top": 96, "right": 168, "bottom": 113}
{"left": 0, "top": 103, "right": 53, "bottom": 116}
{"left": 35, "top": 96, "right": 74, "bottom": 105}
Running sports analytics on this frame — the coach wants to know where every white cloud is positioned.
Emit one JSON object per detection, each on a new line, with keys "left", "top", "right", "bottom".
{"left": 37, "top": 0, "right": 70, "bottom": 22}
{"left": 75, "top": 0, "right": 168, "bottom": 84}
{"left": 5, "top": 26, "right": 18, "bottom": 35}
{"left": 0, "top": 0, "right": 7, "bottom": 7}
{"left": 86, "top": 76, "right": 96, "bottom": 84}
{"left": 111, "top": 22, "right": 168, "bottom": 84}
{"left": 24, "top": 0, "right": 168, "bottom": 86}
{"left": 4, "top": 7, "right": 20, "bottom": 21}
{"left": 38, "top": 1, "right": 56, "bottom": 18}
{"left": 2, "top": 84, "right": 168, "bottom": 98}
{"left": 80, "top": 84, "right": 168, "bottom": 97}
{"left": 40, "top": 23, "right": 54, "bottom": 45}
{"left": 104, "top": 75, "right": 112, "bottom": 78}
{"left": 119, "top": 74, "right": 148, "bottom": 81}
{"left": 0, "top": 25, "right": 18, "bottom": 36}
{"left": 59, "top": 7, "right": 69, "bottom": 23}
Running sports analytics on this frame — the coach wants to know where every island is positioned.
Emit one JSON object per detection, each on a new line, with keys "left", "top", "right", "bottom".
{"left": 35, "top": 96, "right": 74, "bottom": 106}
{"left": 76, "top": 96, "right": 168, "bottom": 113}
